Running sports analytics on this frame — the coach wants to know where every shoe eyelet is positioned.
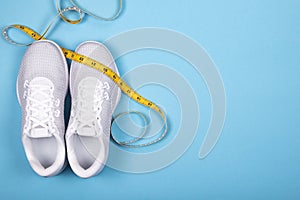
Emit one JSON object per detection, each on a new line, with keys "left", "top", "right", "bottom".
{"left": 104, "top": 92, "right": 109, "bottom": 100}
{"left": 54, "top": 110, "right": 60, "bottom": 117}
{"left": 23, "top": 91, "right": 27, "bottom": 99}
{"left": 103, "top": 82, "right": 110, "bottom": 90}
{"left": 54, "top": 99, "right": 60, "bottom": 107}
{"left": 23, "top": 80, "right": 29, "bottom": 88}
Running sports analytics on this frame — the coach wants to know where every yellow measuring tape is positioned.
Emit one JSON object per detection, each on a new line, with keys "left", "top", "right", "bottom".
{"left": 2, "top": 4, "right": 167, "bottom": 147}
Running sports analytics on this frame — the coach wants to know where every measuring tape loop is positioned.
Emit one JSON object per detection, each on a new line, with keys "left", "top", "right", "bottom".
{"left": 111, "top": 111, "right": 148, "bottom": 146}
{"left": 57, "top": 5, "right": 84, "bottom": 24}
{"left": 69, "top": 0, "right": 123, "bottom": 21}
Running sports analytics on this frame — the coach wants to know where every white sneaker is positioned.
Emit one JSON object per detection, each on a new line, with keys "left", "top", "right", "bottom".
{"left": 66, "top": 41, "right": 121, "bottom": 178}
{"left": 17, "top": 40, "right": 68, "bottom": 177}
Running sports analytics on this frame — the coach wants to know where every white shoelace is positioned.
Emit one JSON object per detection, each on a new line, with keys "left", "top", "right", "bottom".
{"left": 23, "top": 81, "right": 59, "bottom": 137}
{"left": 72, "top": 81, "right": 110, "bottom": 136}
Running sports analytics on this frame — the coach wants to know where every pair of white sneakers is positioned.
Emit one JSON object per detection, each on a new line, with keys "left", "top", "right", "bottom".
{"left": 17, "top": 40, "right": 121, "bottom": 178}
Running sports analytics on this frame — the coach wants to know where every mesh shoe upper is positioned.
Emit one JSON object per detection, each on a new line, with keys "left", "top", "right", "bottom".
{"left": 17, "top": 40, "right": 68, "bottom": 177}
{"left": 66, "top": 41, "right": 121, "bottom": 178}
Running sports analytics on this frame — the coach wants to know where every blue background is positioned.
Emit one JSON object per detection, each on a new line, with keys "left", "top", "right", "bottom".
{"left": 0, "top": 0, "right": 299, "bottom": 199}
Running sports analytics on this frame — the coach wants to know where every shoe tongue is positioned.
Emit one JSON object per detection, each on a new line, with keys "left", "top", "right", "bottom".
{"left": 29, "top": 127, "right": 51, "bottom": 138}
{"left": 77, "top": 126, "right": 98, "bottom": 137}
